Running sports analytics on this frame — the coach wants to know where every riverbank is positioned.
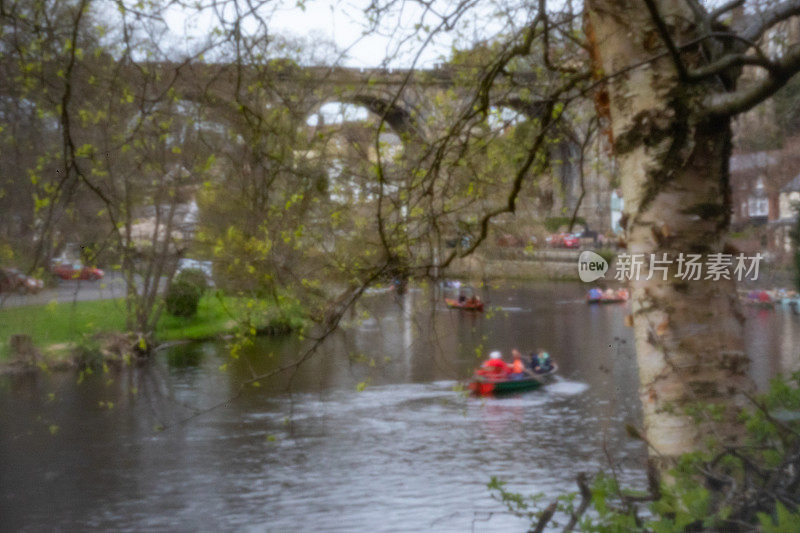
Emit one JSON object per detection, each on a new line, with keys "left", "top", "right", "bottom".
{"left": 0, "top": 293, "right": 305, "bottom": 372}
{"left": 450, "top": 250, "right": 797, "bottom": 287}
{"left": 447, "top": 253, "right": 583, "bottom": 281}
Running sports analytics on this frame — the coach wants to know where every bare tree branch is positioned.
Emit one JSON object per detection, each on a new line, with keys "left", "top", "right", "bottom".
{"left": 643, "top": 0, "right": 689, "bottom": 81}
{"left": 738, "top": 0, "right": 800, "bottom": 44}
{"left": 710, "top": 0, "right": 745, "bottom": 21}
{"left": 704, "top": 44, "right": 800, "bottom": 117}
{"left": 689, "top": 51, "right": 777, "bottom": 80}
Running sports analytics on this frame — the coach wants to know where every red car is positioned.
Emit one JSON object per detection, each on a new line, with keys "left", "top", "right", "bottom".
{"left": 52, "top": 262, "right": 104, "bottom": 281}
{"left": 546, "top": 232, "right": 580, "bottom": 248}
{"left": 0, "top": 268, "right": 44, "bottom": 293}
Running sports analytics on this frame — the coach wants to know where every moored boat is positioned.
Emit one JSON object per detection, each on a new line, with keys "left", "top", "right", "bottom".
{"left": 586, "top": 288, "right": 629, "bottom": 304}
{"left": 740, "top": 290, "right": 775, "bottom": 308}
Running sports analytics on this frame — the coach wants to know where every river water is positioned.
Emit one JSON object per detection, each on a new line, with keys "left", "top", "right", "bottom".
{"left": 1, "top": 282, "right": 798, "bottom": 531}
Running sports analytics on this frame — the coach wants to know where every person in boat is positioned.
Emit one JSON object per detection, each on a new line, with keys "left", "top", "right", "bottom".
{"left": 588, "top": 287, "right": 603, "bottom": 301}
{"left": 509, "top": 349, "right": 532, "bottom": 379}
{"left": 603, "top": 288, "right": 615, "bottom": 300}
{"left": 480, "top": 350, "right": 510, "bottom": 376}
{"left": 528, "top": 350, "right": 539, "bottom": 370}
{"left": 533, "top": 348, "right": 552, "bottom": 373}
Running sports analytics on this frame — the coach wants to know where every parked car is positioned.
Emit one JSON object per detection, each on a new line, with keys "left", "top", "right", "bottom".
{"left": 563, "top": 234, "right": 581, "bottom": 248}
{"left": 545, "top": 232, "right": 580, "bottom": 248}
{"left": 0, "top": 268, "right": 44, "bottom": 293}
{"left": 177, "top": 258, "right": 213, "bottom": 284}
{"left": 51, "top": 261, "right": 104, "bottom": 281}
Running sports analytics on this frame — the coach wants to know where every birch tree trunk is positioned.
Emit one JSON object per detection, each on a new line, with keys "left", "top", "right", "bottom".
{"left": 587, "top": 0, "right": 754, "bottom": 462}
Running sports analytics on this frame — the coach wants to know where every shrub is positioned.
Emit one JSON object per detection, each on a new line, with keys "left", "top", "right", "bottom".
{"left": 165, "top": 269, "right": 208, "bottom": 318}
{"left": 72, "top": 334, "right": 103, "bottom": 370}
{"left": 175, "top": 267, "right": 209, "bottom": 292}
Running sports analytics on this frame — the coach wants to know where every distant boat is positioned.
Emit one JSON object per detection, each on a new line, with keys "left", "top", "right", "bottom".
{"left": 741, "top": 290, "right": 775, "bottom": 308}
{"left": 586, "top": 288, "right": 629, "bottom": 304}
{"left": 444, "top": 283, "right": 484, "bottom": 311}
{"left": 769, "top": 289, "right": 800, "bottom": 308}
{"left": 444, "top": 297, "right": 484, "bottom": 311}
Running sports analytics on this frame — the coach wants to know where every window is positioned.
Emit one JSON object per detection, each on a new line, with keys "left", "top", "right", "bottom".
{"left": 748, "top": 196, "right": 768, "bottom": 217}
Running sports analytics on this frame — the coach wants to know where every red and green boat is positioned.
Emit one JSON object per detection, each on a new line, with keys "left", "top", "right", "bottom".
{"left": 468, "top": 364, "right": 558, "bottom": 396}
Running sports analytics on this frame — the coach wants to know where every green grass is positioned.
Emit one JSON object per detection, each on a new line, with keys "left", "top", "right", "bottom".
{"left": 0, "top": 293, "right": 305, "bottom": 361}
{"left": 156, "top": 294, "right": 239, "bottom": 342}
{"left": 0, "top": 299, "right": 127, "bottom": 360}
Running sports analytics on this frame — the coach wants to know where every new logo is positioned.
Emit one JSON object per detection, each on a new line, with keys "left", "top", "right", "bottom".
{"left": 578, "top": 251, "right": 609, "bottom": 282}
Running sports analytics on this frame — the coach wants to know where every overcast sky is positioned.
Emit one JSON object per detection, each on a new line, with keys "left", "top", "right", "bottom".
{"left": 162, "top": 0, "right": 518, "bottom": 68}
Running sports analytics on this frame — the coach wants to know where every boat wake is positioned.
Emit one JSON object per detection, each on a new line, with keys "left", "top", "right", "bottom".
{"left": 545, "top": 378, "right": 589, "bottom": 396}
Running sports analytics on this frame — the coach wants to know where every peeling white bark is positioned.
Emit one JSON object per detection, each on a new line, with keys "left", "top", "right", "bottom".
{"left": 587, "top": 0, "right": 755, "bottom": 461}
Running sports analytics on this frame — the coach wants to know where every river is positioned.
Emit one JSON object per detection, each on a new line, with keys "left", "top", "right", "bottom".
{"left": 1, "top": 282, "right": 798, "bottom": 531}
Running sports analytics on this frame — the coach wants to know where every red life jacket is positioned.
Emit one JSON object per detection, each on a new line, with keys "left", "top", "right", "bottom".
{"left": 482, "top": 358, "right": 509, "bottom": 372}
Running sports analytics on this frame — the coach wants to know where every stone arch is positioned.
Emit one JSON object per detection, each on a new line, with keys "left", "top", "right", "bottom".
{"left": 306, "top": 91, "right": 421, "bottom": 143}
{"left": 492, "top": 96, "right": 587, "bottom": 224}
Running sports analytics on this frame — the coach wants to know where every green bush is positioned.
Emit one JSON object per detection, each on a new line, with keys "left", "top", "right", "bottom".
{"left": 72, "top": 334, "right": 103, "bottom": 370}
{"left": 175, "top": 268, "right": 209, "bottom": 292}
{"left": 165, "top": 269, "right": 208, "bottom": 318}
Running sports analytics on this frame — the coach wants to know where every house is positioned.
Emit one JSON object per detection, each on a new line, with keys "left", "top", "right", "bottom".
{"left": 729, "top": 151, "right": 781, "bottom": 226}
{"left": 771, "top": 173, "right": 800, "bottom": 258}
{"left": 728, "top": 149, "right": 800, "bottom": 262}
{"left": 123, "top": 167, "right": 199, "bottom": 254}
{"left": 779, "top": 173, "right": 800, "bottom": 221}
{"left": 129, "top": 199, "right": 198, "bottom": 252}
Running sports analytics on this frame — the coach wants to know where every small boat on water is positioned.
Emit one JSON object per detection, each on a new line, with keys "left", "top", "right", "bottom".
{"left": 469, "top": 364, "right": 558, "bottom": 396}
{"left": 445, "top": 297, "right": 484, "bottom": 311}
{"left": 586, "top": 288, "right": 629, "bottom": 304}
{"left": 444, "top": 283, "right": 484, "bottom": 311}
{"left": 770, "top": 289, "right": 799, "bottom": 308}
{"left": 741, "top": 290, "right": 776, "bottom": 308}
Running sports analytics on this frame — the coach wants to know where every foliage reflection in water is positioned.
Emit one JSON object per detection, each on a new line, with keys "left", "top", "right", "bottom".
{"left": 1, "top": 283, "right": 797, "bottom": 531}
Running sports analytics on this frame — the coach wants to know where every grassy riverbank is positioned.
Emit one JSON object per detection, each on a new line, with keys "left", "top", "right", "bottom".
{"left": 0, "top": 294, "right": 305, "bottom": 361}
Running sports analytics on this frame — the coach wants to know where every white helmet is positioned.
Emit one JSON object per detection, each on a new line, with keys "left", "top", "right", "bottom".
{"left": 489, "top": 350, "right": 502, "bottom": 359}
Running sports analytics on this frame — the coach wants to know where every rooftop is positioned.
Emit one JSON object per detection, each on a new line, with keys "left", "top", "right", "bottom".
{"left": 730, "top": 151, "right": 780, "bottom": 172}
{"left": 781, "top": 172, "right": 800, "bottom": 193}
